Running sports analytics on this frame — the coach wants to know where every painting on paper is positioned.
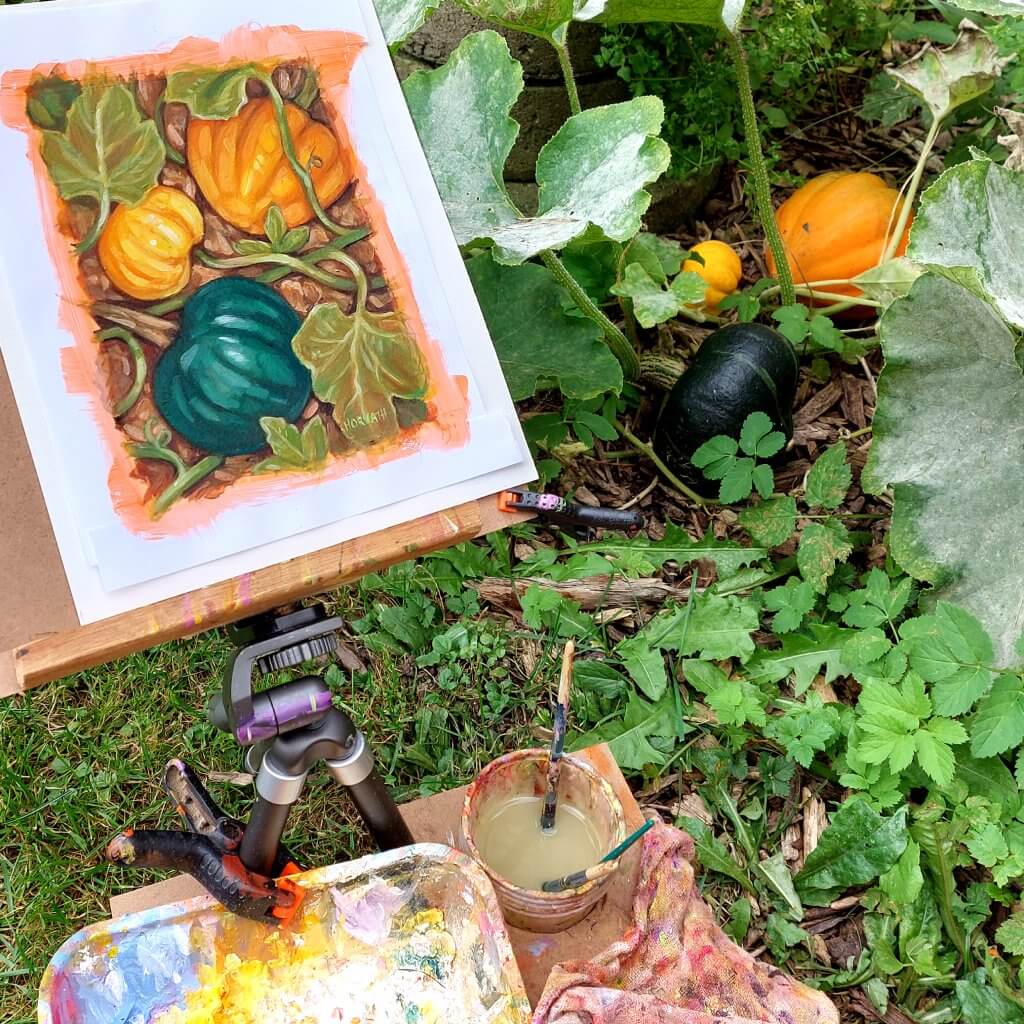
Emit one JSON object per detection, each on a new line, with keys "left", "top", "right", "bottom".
{"left": 0, "top": 0, "right": 529, "bottom": 615}
{"left": 5, "top": 30, "right": 471, "bottom": 528}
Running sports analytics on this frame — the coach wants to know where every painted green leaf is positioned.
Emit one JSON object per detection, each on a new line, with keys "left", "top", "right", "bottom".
{"left": 255, "top": 417, "right": 329, "bottom": 474}
{"left": 795, "top": 801, "right": 909, "bottom": 906}
{"left": 164, "top": 66, "right": 256, "bottom": 118}
{"left": 26, "top": 76, "right": 81, "bottom": 132}
{"left": 909, "top": 159, "right": 1024, "bottom": 329}
{"left": 579, "top": 0, "right": 749, "bottom": 33}
{"left": 887, "top": 24, "right": 1009, "bottom": 123}
{"left": 402, "top": 31, "right": 523, "bottom": 245}
{"left": 489, "top": 96, "right": 670, "bottom": 263}
{"left": 466, "top": 252, "right": 622, "bottom": 399}
{"left": 863, "top": 274, "right": 1024, "bottom": 666}
{"left": 39, "top": 83, "right": 163, "bottom": 247}
{"left": 373, "top": 0, "right": 440, "bottom": 48}
{"left": 291, "top": 303, "right": 429, "bottom": 447}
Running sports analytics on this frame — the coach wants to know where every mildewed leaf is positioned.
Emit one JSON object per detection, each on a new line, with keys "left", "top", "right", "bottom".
{"left": 578, "top": 0, "right": 749, "bottom": 33}
{"left": 164, "top": 66, "right": 255, "bottom": 119}
{"left": 795, "top": 801, "right": 909, "bottom": 906}
{"left": 39, "top": 83, "right": 163, "bottom": 249}
{"left": 457, "top": 0, "right": 589, "bottom": 43}
{"left": 863, "top": 273, "right": 1024, "bottom": 665}
{"left": 466, "top": 252, "right": 622, "bottom": 399}
{"left": 887, "top": 24, "right": 1010, "bottom": 123}
{"left": 909, "top": 159, "right": 1024, "bottom": 329}
{"left": 291, "top": 303, "right": 429, "bottom": 447}
{"left": 402, "top": 31, "right": 523, "bottom": 245}
{"left": 798, "top": 519, "right": 853, "bottom": 593}
{"left": 488, "top": 96, "right": 670, "bottom": 263}
{"left": 404, "top": 32, "right": 669, "bottom": 264}
{"left": 945, "top": 0, "right": 1024, "bottom": 13}
{"left": 805, "top": 444, "right": 852, "bottom": 510}
{"left": 373, "top": 0, "right": 441, "bottom": 48}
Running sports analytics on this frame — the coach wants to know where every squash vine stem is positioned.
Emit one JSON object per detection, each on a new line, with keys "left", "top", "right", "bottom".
{"left": 541, "top": 250, "right": 640, "bottom": 380}
{"left": 614, "top": 418, "right": 716, "bottom": 507}
{"left": 553, "top": 38, "right": 582, "bottom": 117}
{"left": 725, "top": 31, "right": 795, "bottom": 307}
{"left": 96, "top": 327, "right": 147, "bottom": 417}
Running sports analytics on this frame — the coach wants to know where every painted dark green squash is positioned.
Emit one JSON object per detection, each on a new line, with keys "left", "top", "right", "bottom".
{"left": 154, "top": 278, "right": 310, "bottom": 456}
{"left": 653, "top": 323, "right": 799, "bottom": 480}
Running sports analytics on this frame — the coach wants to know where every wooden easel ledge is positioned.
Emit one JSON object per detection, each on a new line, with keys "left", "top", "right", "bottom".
{"left": 1, "top": 497, "right": 529, "bottom": 697}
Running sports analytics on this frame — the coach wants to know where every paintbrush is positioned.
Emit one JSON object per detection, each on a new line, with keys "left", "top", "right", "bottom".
{"left": 540, "top": 639, "right": 575, "bottom": 832}
{"left": 541, "top": 818, "right": 656, "bottom": 893}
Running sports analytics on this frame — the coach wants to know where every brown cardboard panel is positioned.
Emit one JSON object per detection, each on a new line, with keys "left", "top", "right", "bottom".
{"left": 0, "top": 351, "right": 78, "bottom": 653}
{"left": 105, "top": 745, "right": 641, "bottom": 1008}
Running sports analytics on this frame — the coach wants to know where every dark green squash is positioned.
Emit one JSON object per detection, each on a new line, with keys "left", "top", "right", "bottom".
{"left": 154, "top": 278, "right": 310, "bottom": 456}
{"left": 653, "top": 323, "right": 799, "bottom": 479}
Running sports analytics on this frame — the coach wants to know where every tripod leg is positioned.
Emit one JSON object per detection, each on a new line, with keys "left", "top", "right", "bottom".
{"left": 239, "top": 756, "right": 308, "bottom": 876}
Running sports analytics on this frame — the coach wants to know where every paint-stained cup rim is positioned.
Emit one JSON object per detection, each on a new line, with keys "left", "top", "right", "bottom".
{"left": 462, "top": 748, "right": 626, "bottom": 899}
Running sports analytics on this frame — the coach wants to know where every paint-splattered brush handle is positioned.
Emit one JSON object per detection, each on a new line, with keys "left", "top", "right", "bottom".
{"left": 542, "top": 858, "right": 618, "bottom": 893}
{"left": 540, "top": 640, "right": 575, "bottom": 832}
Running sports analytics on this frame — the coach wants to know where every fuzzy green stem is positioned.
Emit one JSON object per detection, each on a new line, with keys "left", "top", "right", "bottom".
{"left": 554, "top": 40, "right": 582, "bottom": 116}
{"left": 96, "top": 327, "right": 146, "bottom": 417}
{"left": 257, "top": 71, "right": 348, "bottom": 239}
{"left": 614, "top": 419, "right": 716, "bottom": 506}
{"left": 882, "top": 117, "right": 941, "bottom": 263}
{"left": 76, "top": 189, "right": 110, "bottom": 255}
{"left": 725, "top": 32, "right": 794, "bottom": 306}
{"left": 541, "top": 250, "right": 640, "bottom": 379}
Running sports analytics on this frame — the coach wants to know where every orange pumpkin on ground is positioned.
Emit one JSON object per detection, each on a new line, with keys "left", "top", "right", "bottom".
{"left": 98, "top": 185, "right": 204, "bottom": 300}
{"left": 187, "top": 98, "right": 352, "bottom": 234}
{"left": 766, "top": 171, "right": 912, "bottom": 304}
{"left": 682, "top": 240, "right": 742, "bottom": 310}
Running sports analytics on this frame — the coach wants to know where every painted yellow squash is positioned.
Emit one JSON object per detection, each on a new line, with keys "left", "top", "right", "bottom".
{"left": 187, "top": 98, "right": 352, "bottom": 234}
{"left": 98, "top": 185, "right": 204, "bottom": 301}
{"left": 683, "top": 240, "right": 742, "bottom": 310}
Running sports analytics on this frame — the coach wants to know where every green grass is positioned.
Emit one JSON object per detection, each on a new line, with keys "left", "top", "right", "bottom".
{"left": 0, "top": 574, "right": 552, "bottom": 1024}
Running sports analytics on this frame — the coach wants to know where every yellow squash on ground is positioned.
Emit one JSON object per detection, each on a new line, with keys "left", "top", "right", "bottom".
{"left": 766, "top": 171, "right": 912, "bottom": 304}
{"left": 682, "top": 240, "right": 742, "bottom": 310}
{"left": 187, "top": 98, "right": 352, "bottom": 234}
{"left": 98, "top": 185, "right": 204, "bottom": 301}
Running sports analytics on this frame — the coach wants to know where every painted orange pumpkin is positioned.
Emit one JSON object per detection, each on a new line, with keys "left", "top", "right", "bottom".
{"left": 766, "top": 171, "right": 912, "bottom": 304}
{"left": 187, "top": 98, "right": 352, "bottom": 234}
{"left": 98, "top": 185, "right": 204, "bottom": 300}
{"left": 682, "top": 240, "right": 742, "bottom": 310}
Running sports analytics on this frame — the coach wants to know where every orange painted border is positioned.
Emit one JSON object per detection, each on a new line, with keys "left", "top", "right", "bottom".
{"left": 0, "top": 26, "right": 470, "bottom": 538}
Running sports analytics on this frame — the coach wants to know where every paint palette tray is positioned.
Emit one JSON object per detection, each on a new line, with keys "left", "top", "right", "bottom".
{"left": 39, "top": 843, "right": 531, "bottom": 1024}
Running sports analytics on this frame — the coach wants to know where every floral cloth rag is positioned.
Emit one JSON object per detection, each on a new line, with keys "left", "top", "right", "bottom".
{"left": 532, "top": 823, "right": 838, "bottom": 1024}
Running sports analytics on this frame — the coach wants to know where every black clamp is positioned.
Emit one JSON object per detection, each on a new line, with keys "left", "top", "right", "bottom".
{"left": 499, "top": 487, "right": 642, "bottom": 537}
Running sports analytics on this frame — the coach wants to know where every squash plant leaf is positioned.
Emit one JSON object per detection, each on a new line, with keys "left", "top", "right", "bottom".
{"left": 457, "top": 0, "right": 589, "bottom": 44}
{"left": 578, "top": 0, "right": 749, "bottom": 34}
{"left": 909, "top": 159, "right": 1024, "bottom": 330}
{"left": 373, "top": 0, "right": 440, "bottom": 49}
{"left": 164, "top": 66, "right": 256, "bottom": 119}
{"left": 404, "top": 32, "right": 669, "bottom": 264}
{"left": 466, "top": 252, "right": 622, "bottom": 399}
{"left": 291, "top": 302, "right": 429, "bottom": 448}
{"left": 945, "top": 0, "right": 1024, "bottom": 16}
{"left": 887, "top": 24, "right": 1009, "bottom": 124}
{"left": 255, "top": 416, "right": 329, "bottom": 474}
{"left": 39, "top": 83, "right": 164, "bottom": 250}
{"left": 402, "top": 31, "right": 523, "bottom": 246}
{"left": 489, "top": 96, "right": 670, "bottom": 264}
{"left": 864, "top": 273, "right": 1024, "bottom": 666}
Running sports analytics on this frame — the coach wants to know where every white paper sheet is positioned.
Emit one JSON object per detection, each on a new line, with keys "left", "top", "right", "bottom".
{"left": 0, "top": 0, "right": 534, "bottom": 622}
